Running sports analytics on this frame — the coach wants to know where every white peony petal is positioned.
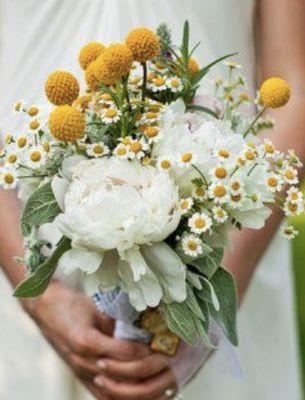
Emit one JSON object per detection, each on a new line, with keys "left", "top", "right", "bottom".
{"left": 58, "top": 249, "right": 103, "bottom": 275}
{"left": 61, "top": 155, "right": 85, "bottom": 181}
{"left": 230, "top": 207, "right": 272, "bottom": 229}
{"left": 120, "top": 246, "right": 146, "bottom": 282}
{"left": 98, "top": 250, "right": 120, "bottom": 290}
{"left": 141, "top": 242, "right": 187, "bottom": 304}
{"left": 51, "top": 176, "right": 69, "bottom": 211}
{"left": 118, "top": 257, "right": 163, "bottom": 311}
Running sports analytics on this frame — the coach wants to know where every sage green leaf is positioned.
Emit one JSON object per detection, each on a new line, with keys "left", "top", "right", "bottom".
{"left": 163, "top": 301, "right": 197, "bottom": 345}
{"left": 14, "top": 237, "right": 71, "bottom": 298}
{"left": 186, "top": 282, "right": 205, "bottom": 321}
{"left": 21, "top": 181, "right": 61, "bottom": 228}
{"left": 20, "top": 221, "right": 31, "bottom": 237}
{"left": 186, "top": 271, "right": 203, "bottom": 290}
{"left": 191, "top": 313, "right": 215, "bottom": 349}
{"left": 192, "top": 52, "right": 238, "bottom": 84}
{"left": 209, "top": 267, "right": 238, "bottom": 346}
{"left": 186, "top": 104, "right": 219, "bottom": 119}
{"left": 181, "top": 20, "right": 189, "bottom": 62}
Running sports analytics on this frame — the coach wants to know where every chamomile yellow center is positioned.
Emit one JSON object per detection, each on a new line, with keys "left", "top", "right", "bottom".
{"left": 218, "top": 149, "right": 230, "bottom": 158}
{"left": 105, "top": 109, "right": 118, "bottom": 118}
{"left": 160, "top": 160, "right": 171, "bottom": 169}
{"left": 231, "top": 181, "right": 241, "bottom": 191}
{"left": 187, "top": 240, "right": 198, "bottom": 251}
{"left": 7, "top": 154, "right": 17, "bottom": 163}
{"left": 264, "top": 143, "right": 275, "bottom": 153}
{"left": 213, "top": 185, "right": 227, "bottom": 197}
{"left": 30, "top": 120, "right": 40, "bottom": 130}
{"left": 145, "top": 126, "right": 159, "bottom": 138}
{"left": 117, "top": 147, "right": 127, "bottom": 156}
{"left": 130, "top": 141, "right": 142, "bottom": 153}
{"left": 153, "top": 77, "right": 166, "bottom": 87}
{"left": 93, "top": 144, "right": 104, "bottom": 154}
{"left": 180, "top": 200, "right": 190, "bottom": 209}
{"left": 194, "top": 218, "right": 206, "bottom": 229}
{"left": 146, "top": 112, "right": 158, "bottom": 120}
{"left": 28, "top": 106, "right": 39, "bottom": 117}
{"left": 30, "top": 151, "right": 42, "bottom": 162}
{"left": 181, "top": 152, "right": 193, "bottom": 163}
{"left": 215, "top": 167, "right": 227, "bottom": 179}
{"left": 195, "top": 187, "right": 205, "bottom": 197}
{"left": 288, "top": 203, "right": 298, "bottom": 213}
{"left": 284, "top": 170, "right": 295, "bottom": 180}
{"left": 4, "top": 173, "right": 14, "bottom": 184}
{"left": 267, "top": 177, "right": 278, "bottom": 187}
{"left": 17, "top": 137, "right": 27, "bottom": 148}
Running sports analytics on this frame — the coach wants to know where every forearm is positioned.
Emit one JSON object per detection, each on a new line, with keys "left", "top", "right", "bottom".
{"left": 0, "top": 189, "right": 27, "bottom": 287}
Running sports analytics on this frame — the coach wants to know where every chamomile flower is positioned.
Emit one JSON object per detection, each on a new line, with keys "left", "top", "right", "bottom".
{"left": 166, "top": 77, "right": 183, "bottom": 92}
{"left": 192, "top": 185, "right": 208, "bottom": 201}
{"left": 228, "top": 178, "right": 244, "bottom": 195}
{"left": 143, "top": 111, "right": 161, "bottom": 124}
{"left": 188, "top": 212, "right": 212, "bottom": 234}
{"left": 262, "top": 139, "right": 277, "bottom": 158}
{"left": 249, "top": 192, "right": 263, "bottom": 206}
{"left": 129, "top": 139, "right": 149, "bottom": 160}
{"left": 287, "top": 149, "right": 302, "bottom": 168}
{"left": 208, "top": 182, "right": 229, "bottom": 204}
{"left": 224, "top": 61, "right": 242, "bottom": 69}
{"left": 182, "top": 234, "right": 203, "bottom": 257}
{"left": 283, "top": 199, "right": 304, "bottom": 216}
{"left": 210, "top": 165, "right": 228, "bottom": 180}
{"left": 98, "top": 92, "right": 115, "bottom": 106}
{"left": 151, "top": 60, "right": 169, "bottom": 74}
{"left": 229, "top": 192, "right": 245, "bottom": 209}
{"left": 281, "top": 165, "right": 298, "bottom": 185}
{"left": 243, "top": 147, "right": 258, "bottom": 163}
{"left": 150, "top": 76, "right": 167, "bottom": 92}
{"left": 101, "top": 107, "right": 121, "bottom": 124}
{"left": 178, "top": 151, "right": 196, "bottom": 168}
{"left": 266, "top": 173, "right": 283, "bottom": 193}
{"left": 143, "top": 126, "right": 163, "bottom": 143}
{"left": 87, "top": 142, "right": 109, "bottom": 158}
{"left": 4, "top": 133, "right": 13, "bottom": 145}
{"left": 26, "top": 146, "right": 46, "bottom": 169}
{"left": 179, "top": 197, "right": 194, "bottom": 215}
{"left": 5, "top": 150, "right": 19, "bottom": 165}
{"left": 157, "top": 156, "right": 174, "bottom": 171}
{"left": 113, "top": 143, "right": 130, "bottom": 159}
{"left": 15, "top": 134, "right": 31, "bottom": 151}
{"left": 215, "top": 148, "right": 231, "bottom": 160}
{"left": 0, "top": 166, "right": 18, "bottom": 189}
{"left": 12, "top": 100, "right": 26, "bottom": 115}
{"left": 286, "top": 187, "right": 304, "bottom": 204}
{"left": 212, "top": 206, "right": 228, "bottom": 223}
{"left": 280, "top": 225, "right": 299, "bottom": 240}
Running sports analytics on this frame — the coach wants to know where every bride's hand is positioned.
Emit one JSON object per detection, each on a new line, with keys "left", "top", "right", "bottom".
{"left": 22, "top": 281, "right": 152, "bottom": 399}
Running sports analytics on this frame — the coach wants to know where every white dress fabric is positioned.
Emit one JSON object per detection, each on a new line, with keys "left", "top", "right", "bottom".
{"left": 0, "top": 0, "right": 302, "bottom": 399}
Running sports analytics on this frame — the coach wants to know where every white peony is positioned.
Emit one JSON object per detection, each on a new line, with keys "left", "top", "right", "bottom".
{"left": 54, "top": 157, "right": 186, "bottom": 310}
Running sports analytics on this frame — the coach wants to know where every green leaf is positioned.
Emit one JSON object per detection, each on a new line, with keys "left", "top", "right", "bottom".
{"left": 163, "top": 301, "right": 197, "bottom": 345}
{"left": 99, "top": 84, "right": 121, "bottom": 107}
{"left": 209, "top": 267, "right": 238, "bottom": 346}
{"left": 186, "top": 282, "right": 205, "bottom": 321}
{"left": 14, "top": 237, "right": 71, "bottom": 297}
{"left": 181, "top": 20, "right": 190, "bottom": 62}
{"left": 21, "top": 181, "right": 61, "bottom": 228}
{"left": 190, "top": 251, "right": 221, "bottom": 280}
{"left": 20, "top": 221, "right": 31, "bottom": 237}
{"left": 186, "top": 104, "right": 219, "bottom": 119}
{"left": 186, "top": 270, "right": 203, "bottom": 290}
{"left": 192, "top": 52, "right": 238, "bottom": 84}
{"left": 191, "top": 312, "right": 215, "bottom": 348}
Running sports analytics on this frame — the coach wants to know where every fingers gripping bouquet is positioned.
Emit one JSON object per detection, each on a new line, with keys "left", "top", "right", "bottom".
{"left": 1, "top": 21, "right": 304, "bottom": 365}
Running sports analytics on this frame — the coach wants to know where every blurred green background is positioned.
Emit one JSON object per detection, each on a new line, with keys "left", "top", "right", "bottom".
{"left": 291, "top": 180, "right": 305, "bottom": 391}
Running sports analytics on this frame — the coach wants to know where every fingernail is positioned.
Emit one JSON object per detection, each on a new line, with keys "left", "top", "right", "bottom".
{"left": 94, "top": 376, "right": 104, "bottom": 388}
{"left": 97, "top": 360, "right": 107, "bottom": 370}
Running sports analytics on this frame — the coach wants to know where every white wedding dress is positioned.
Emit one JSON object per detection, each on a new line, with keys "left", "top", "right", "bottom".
{"left": 0, "top": 0, "right": 302, "bottom": 399}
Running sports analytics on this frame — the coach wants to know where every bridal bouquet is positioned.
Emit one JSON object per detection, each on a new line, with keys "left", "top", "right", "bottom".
{"left": 1, "top": 22, "right": 304, "bottom": 356}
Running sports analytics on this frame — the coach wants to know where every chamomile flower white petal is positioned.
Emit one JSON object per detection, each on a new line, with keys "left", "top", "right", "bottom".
{"left": 212, "top": 206, "right": 228, "bottom": 223}
{"left": 178, "top": 151, "right": 197, "bottom": 168}
{"left": 26, "top": 145, "right": 47, "bottom": 169}
{"left": 0, "top": 166, "right": 18, "bottom": 189}
{"left": 87, "top": 142, "right": 110, "bottom": 158}
{"left": 208, "top": 182, "right": 229, "bottom": 204}
{"left": 101, "top": 107, "right": 121, "bottom": 124}
{"left": 286, "top": 187, "right": 304, "bottom": 204}
{"left": 179, "top": 197, "right": 194, "bottom": 215}
{"left": 182, "top": 234, "right": 203, "bottom": 257}
{"left": 280, "top": 225, "right": 299, "bottom": 240}
{"left": 188, "top": 212, "right": 212, "bottom": 234}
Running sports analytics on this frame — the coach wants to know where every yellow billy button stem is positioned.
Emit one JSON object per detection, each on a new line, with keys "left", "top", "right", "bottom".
{"left": 243, "top": 77, "right": 291, "bottom": 138}
{"left": 49, "top": 105, "right": 86, "bottom": 142}
{"left": 45, "top": 71, "right": 80, "bottom": 105}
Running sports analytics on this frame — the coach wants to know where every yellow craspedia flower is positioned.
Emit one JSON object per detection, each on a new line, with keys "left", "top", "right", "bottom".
{"left": 73, "top": 94, "right": 92, "bottom": 112}
{"left": 259, "top": 77, "right": 291, "bottom": 108}
{"left": 78, "top": 42, "right": 106, "bottom": 70}
{"left": 49, "top": 105, "right": 86, "bottom": 142}
{"left": 45, "top": 71, "right": 80, "bottom": 105}
{"left": 188, "top": 58, "right": 200, "bottom": 76}
{"left": 85, "top": 61, "right": 101, "bottom": 91}
{"left": 125, "top": 27, "right": 160, "bottom": 62}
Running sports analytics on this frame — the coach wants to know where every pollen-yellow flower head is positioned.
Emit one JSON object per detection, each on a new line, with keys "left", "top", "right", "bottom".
{"left": 48, "top": 105, "right": 86, "bottom": 142}
{"left": 259, "top": 77, "right": 291, "bottom": 108}
{"left": 78, "top": 42, "right": 105, "bottom": 70}
{"left": 91, "top": 44, "right": 133, "bottom": 86}
{"left": 188, "top": 58, "right": 200, "bottom": 76}
{"left": 125, "top": 27, "right": 160, "bottom": 62}
{"left": 45, "top": 71, "right": 80, "bottom": 105}
{"left": 85, "top": 61, "right": 101, "bottom": 91}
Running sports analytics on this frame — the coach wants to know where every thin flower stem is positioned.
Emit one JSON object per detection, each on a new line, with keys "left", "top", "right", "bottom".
{"left": 191, "top": 164, "right": 208, "bottom": 187}
{"left": 242, "top": 105, "right": 267, "bottom": 138}
{"left": 141, "top": 62, "right": 147, "bottom": 109}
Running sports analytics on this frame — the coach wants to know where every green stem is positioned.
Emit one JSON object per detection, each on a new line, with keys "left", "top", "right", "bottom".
{"left": 191, "top": 164, "right": 208, "bottom": 187}
{"left": 242, "top": 105, "right": 267, "bottom": 138}
{"left": 141, "top": 62, "right": 147, "bottom": 109}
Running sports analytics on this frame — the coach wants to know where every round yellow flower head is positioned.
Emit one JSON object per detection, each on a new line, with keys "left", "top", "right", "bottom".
{"left": 125, "top": 27, "right": 160, "bottom": 62}
{"left": 259, "top": 77, "right": 291, "bottom": 108}
{"left": 91, "top": 44, "right": 133, "bottom": 86}
{"left": 188, "top": 58, "right": 200, "bottom": 76}
{"left": 49, "top": 105, "right": 86, "bottom": 142}
{"left": 73, "top": 94, "right": 92, "bottom": 113}
{"left": 78, "top": 42, "right": 106, "bottom": 70}
{"left": 85, "top": 61, "right": 101, "bottom": 91}
{"left": 45, "top": 71, "right": 80, "bottom": 105}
